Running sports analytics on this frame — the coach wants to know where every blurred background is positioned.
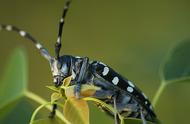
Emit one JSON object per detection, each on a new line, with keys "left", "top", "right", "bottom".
{"left": 0, "top": 0, "right": 190, "bottom": 124}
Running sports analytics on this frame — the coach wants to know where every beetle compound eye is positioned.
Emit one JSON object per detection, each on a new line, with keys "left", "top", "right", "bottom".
{"left": 57, "top": 61, "right": 62, "bottom": 69}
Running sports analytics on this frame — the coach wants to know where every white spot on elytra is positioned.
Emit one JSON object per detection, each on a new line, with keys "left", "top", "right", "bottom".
{"left": 75, "top": 56, "right": 81, "bottom": 58}
{"left": 57, "top": 37, "right": 61, "bottom": 43}
{"left": 60, "top": 18, "right": 64, "bottom": 23}
{"left": 6, "top": 25, "right": 12, "bottom": 31}
{"left": 19, "top": 30, "right": 26, "bottom": 36}
{"left": 128, "top": 81, "right": 135, "bottom": 87}
{"left": 145, "top": 101, "right": 148, "bottom": 105}
{"left": 102, "top": 67, "right": 109, "bottom": 76}
{"left": 36, "top": 43, "right": 42, "bottom": 49}
{"left": 112, "top": 77, "right": 119, "bottom": 85}
{"left": 127, "top": 86, "right": 134, "bottom": 93}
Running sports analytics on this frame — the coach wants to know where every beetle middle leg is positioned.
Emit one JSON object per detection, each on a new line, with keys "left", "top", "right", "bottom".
{"left": 113, "top": 94, "right": 121, "bottom": 124}
{"left": 140, "top": 107, "right": 147, "bottom": 124}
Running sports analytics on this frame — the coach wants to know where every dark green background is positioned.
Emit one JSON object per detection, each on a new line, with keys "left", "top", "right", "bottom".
{"left": 0, "top": 0, "right": 190, "bottom": 124}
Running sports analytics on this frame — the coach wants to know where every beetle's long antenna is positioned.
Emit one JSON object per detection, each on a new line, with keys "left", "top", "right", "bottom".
{"left": 55, "top": 0, "right": 72, "bottom": 59}
{"left": 0, "top": 24, "right": 52, "bottom": 62}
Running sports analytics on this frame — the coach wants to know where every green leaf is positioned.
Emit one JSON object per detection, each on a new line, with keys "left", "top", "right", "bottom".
{"left": 153, "top": 40, "right": 190, "bottom": 107}
{"left": 64, "top": 98, "right": 89, "bottom": 124}
{"left": 0, "top": 98, "right": 35, "bottom": 124}
{"left": 62, "top": 76, "right": 72, "bottom": 87}
{"left": 161, "top": 40, "right": 190, "bottom": 83}
{"left": 46, "top": 85, "right": 60, "bottom": 92}
{"left": 51, "top": 92, "right": 62, "bottom": 103}
{"left": 0, "top": 48, "right": 28, "bottom": 109}
{"left": 31, "top": 117, "right": 64, "bottom": 124}
{"left": 0, "top": 48, "right": 29, "bottom": 123}
{"left": 65, "top": 84, "right": 101, "bottom": 98}
{"left": 84, "top": 97, "right": 116, "bottom": 114}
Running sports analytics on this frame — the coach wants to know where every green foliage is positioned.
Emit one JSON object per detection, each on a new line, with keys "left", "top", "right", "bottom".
{"left": 0, "top": 39, "right": 190, "bottom": 124}
{"left": 162, "top": 39, "right": 190, "bottom": 82}
{"left": 32, "top": 117, "right": 64, "bottom": 124}
{"left": 0, "top": 48, "right": 32, "bottom": 124}
{"left": 152, "top": 40, "right": 190, "bottom": 107}
{"left": 0, "top": 48, "right": 27, "bottom": 109}
{"left": 0, "top": 48, "right": 68, "bottom": 124}
{"left": 0, "top": 98, "right": 35, "bottom": 124}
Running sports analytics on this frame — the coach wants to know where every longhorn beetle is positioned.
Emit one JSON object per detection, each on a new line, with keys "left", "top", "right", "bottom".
{"left": 0, "top": 0, "right": 157, "bottom": 124}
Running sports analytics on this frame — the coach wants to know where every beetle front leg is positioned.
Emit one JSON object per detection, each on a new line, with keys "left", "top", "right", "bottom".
{"left": 74, "top": 57, "right": 89, "bottom": 98}
{"left": 74, "top": 83, "right": 81, "bottom": 98}
{"left": 49, "top": 104, "right": 57, "bottom": 118}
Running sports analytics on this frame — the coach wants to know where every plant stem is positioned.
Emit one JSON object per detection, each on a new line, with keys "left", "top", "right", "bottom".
{"left": 25, "top": 91, "right": 48, "bottom": 106}
{"left": 29, "top": 102, "right": 51, "bottom": 124}
{"left": 152, "top": 82, "right": 166, "bottom": 107}
{"left": 24, "top": 91, "right": 70, "bottom": 124}
{"left": 83, "top": 97, "right": 116, "bottom": 113}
